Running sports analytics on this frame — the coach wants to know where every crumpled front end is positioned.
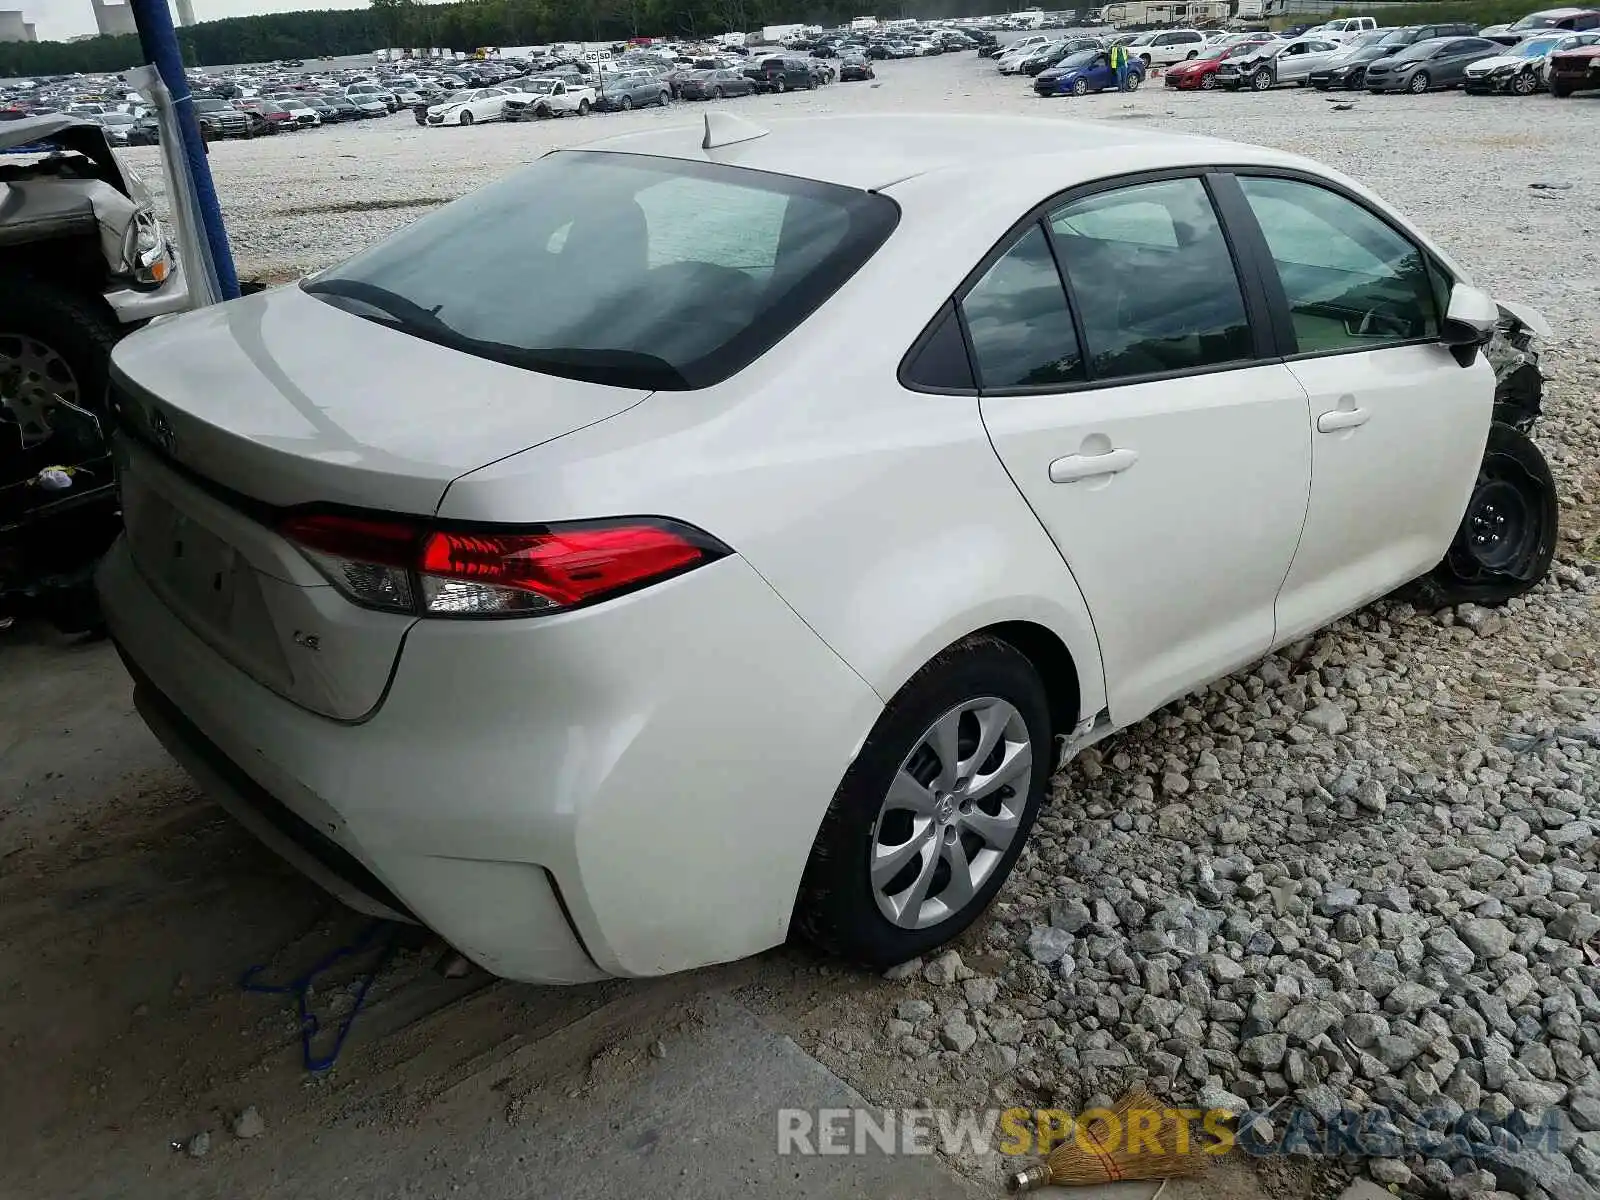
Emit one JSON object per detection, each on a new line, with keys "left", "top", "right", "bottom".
{"left": 1487, "top": 302, "right": 1549, "bottom": 432}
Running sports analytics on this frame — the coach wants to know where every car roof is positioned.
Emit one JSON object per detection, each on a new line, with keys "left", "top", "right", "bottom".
{"left": 582, "top": 114, "right": 1306, "bottom": 193}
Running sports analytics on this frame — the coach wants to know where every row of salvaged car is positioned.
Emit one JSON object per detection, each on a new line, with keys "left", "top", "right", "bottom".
{"left": 415, "top": 55, "right": 881, "bottom": 125}
{"left": 1000, "top": 10, "right": 1600, "bottom": 97}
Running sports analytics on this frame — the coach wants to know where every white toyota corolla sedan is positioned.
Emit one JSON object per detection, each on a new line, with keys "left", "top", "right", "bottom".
{"left": 99, "top": 114, "right": 1555, "bottom": 983}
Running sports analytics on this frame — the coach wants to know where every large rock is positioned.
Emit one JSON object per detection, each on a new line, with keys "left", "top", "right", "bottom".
{"left": 1460, "top": 917, "right": 1516, "bottom": 962}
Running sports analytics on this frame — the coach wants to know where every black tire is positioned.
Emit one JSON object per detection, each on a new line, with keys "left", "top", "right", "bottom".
{"left": 1409, "top": 422, "right": 1558, "bottom": 608}
{"left": 1251, "top": 67, "right": 1273, "bottom": 91}
{"left": 777, "top": 77, "right": 788, "bottom": 92}
{"left": 535, "top": 103, "right": 551, "bottom": 120}
{"left": 459, "top": 110, "right": 473, "bottom": 125}
{"left": 619, "top": 94, "right": 632, "bottom": 110}
{"left": 1550, "top": 80, "right": 1572, "bottom": 97}
{"left": 711, "top": 86, "right": 723, "bottom": 98}
{"left": 1072, "top": 76, "right": 1089, "bottom": 95}
{"left": 577, "top": 99, "right": 590, "bottom": 114}
{"left": 0, "top": 276, "right": 123, "bottom": 441}
{"left": 1511, "top": 70, "right": 1538, "bottom": 96}
{"left": 1126, "top": 71, "right": 1142, "bottom": 91}
{"left": 658, "top": 90, "right": 671, "bottom": 106}
{"left": 1407, "top": 70, "right": 1429, "bottom": 93}
{"left": 794, "top": 635, "right": 1052, "bottom": 967}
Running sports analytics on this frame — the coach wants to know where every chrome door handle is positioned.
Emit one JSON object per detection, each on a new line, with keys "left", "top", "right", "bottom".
{"left": 1049, "top": 447, "right": 1139, "bottom": 483}
{"left": 1317, "top": 407, "right": 1370, "bottom": 433}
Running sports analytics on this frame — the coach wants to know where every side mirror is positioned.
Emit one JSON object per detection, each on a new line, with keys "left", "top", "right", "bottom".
{"left": 1441, "top": 283, "right": 1498, "bottom": 368}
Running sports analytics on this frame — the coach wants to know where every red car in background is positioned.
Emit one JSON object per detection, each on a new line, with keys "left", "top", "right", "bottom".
{"left": 1164, "top": 40, "right": 1264, "bottom": 88}
{"left": 1547, "top": 41, "right": 1600, "bottom": 93}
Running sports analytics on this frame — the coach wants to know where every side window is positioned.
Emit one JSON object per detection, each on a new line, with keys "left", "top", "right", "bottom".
{"left": 959, "top": 223, "right": 1084, "bottom": 389}
{"left": 1238, "top": 176, "right": 1438, "bottom": 355}
{"left": 1049, "top": 177, "right": 1252, "bottom": 381}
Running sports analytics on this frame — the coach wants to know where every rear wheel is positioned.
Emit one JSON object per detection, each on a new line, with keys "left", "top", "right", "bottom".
{"left": 1410, "top": 422, "right": 1558, "bottom": 608}
{"left": 1407, "top": 69, "right": 1430, "bottom": 93}
{"left": 794, "top": 635, "right": 1052, "bottom": 967}
{"left": 1126, "top": 70, "right": 1142, "bottom": 91}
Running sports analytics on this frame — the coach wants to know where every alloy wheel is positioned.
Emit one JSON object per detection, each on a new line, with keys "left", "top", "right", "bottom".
{"left": 869, "top": 697, "right": 1032, "bottom": 930}
{"left": 0, "top": 333, "right": 77, "bottom": 445}
{"left": 1201, "top": 73, "right": 1217, "bottom": 88}
{"left": 1072, "top": 77, "right": 1089, "bottom": 94}
{"left": 1512, "top": 70, "right": 1538, "bottom": 95}
{"left": 1408, "top": 70, "right": 1429, "bottom": 93}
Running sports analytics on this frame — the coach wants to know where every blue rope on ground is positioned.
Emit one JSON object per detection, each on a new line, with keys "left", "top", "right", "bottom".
{"left": 240, "top": 920, "right": 397, "bottom": 1073}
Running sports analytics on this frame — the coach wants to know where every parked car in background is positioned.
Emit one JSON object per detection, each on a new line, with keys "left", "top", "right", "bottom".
{"left": 277, "top": 98, "right": 321, "bottom": 128}
{"left": 1135, "top": 28, "right": 1207, "bottom": 66}
{"left": 1308, "top": 41, "right": 1394, "bottom": 88}
{"left": 1481, "top": 6, "right": 1600, "bottom": 37}
{"left": 501, "top": 78, "right": 596, "bottom": 119}
{"left": 1465, "top": 30, "right": 1600, "bottom": 91}
{"left": 677, "top": 68, "right": 757, "bottom": 99}
{"left": 1035, "top": 47, "right": 1146, "bottom": 93}
{"left": 344, "top": 92, "right": 390, "bottom": 118}
{"left": 1164, "top": 41, "right": 1256, "bottom": 88}
{"left": 595, "top": 69, "right": 672, "bottom": 110}
{"left": 95, "top": 110, "right": 138, "bottom": 144}
{"left": 1364, "top": 36, "right": 1503, "bottom": 91}
{"left": 239, "top": 99, "right": 297, "bottom": 131}
{"left": 1218, "top": 37, "right": 1343, "bottom": 89}
{"left": 1311, "top": 16, "right": 1379, "bottom": 40}
{"left": 192, "top": 95, "right": 249, "bottom": 138}
{"left": 839, "top": 54, "right": 876, "bottom": 80}
{"left": 761, "top": 55, "right": 821, "bottom": 90}
{"left": 425, "top": 87, "right": 512, "bottom": 125}
{"left": 1547, "top": 37, "right": 1600, "bottom": 90}
{"left": 99, "top": 115, "right": 1552, "bottom": 985}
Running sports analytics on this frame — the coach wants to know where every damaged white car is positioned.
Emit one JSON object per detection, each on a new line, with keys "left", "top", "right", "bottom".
{"left": 99, "top": 115, "right": 1552, "bottom": 983}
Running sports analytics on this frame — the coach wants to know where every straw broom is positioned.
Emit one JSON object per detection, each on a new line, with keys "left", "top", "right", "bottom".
{"left": 1004, "top": 1088, "right": 1211, "bottom": 1192}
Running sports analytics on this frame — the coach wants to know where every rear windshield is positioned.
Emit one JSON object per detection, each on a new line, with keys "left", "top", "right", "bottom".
{"left": 304, "top": 151, "right": 899, "bottom": 391}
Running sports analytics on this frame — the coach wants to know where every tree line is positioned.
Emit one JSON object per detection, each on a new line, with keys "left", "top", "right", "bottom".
{"left": 0, "top": 0, "right": 978, "bottom": 78}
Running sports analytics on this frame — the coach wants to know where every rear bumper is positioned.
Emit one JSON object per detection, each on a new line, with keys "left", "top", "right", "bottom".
{"left": 98, "top": 533, "right": 882, "bottom": 984}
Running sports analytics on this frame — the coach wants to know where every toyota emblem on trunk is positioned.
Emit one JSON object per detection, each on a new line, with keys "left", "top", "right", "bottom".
{"left": 149, "top": 407, "right": 175, "bottom": 456}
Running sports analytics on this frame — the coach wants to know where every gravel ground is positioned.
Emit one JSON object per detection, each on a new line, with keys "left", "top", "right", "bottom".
{"left": 113, "top": 52, "right": 1600, "bottom": 1200}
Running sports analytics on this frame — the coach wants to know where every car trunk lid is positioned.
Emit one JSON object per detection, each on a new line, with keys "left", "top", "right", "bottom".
{"left": 109, "top": 284, "right": 651, "bottom": 719}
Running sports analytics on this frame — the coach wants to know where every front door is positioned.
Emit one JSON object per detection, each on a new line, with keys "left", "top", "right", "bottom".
{"left": 976, "top": 175, "right": 1313, "bottom": 725}
{"left": 1230, "top": 173, "right": 1493, "bottom": 645}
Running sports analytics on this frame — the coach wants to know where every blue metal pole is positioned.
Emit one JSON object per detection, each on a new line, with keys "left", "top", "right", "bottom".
{"left": 128, "top": 0, "right": 240, "bottom": 299}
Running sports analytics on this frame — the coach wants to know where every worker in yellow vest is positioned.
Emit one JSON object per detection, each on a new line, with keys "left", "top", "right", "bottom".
{"left": 1110, "top": 42, "right": 1130, "bottom": 91}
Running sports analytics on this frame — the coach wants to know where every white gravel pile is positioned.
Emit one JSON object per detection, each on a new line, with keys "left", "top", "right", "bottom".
{"left": 130, "top": 54, "right": 1600, "bottom": 1199}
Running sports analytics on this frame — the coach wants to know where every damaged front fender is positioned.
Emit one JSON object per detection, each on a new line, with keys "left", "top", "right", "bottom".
{"left": 1486, "top": 301, "right": 1548, "bottom": 433}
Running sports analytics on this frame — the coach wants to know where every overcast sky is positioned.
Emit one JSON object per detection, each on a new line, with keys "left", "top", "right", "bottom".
{"left": 32, "top": 0, "right": 372, "bottom": 42}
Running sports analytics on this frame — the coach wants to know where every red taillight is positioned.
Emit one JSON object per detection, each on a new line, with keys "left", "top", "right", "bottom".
{"left": 279, "top": 512, "right": 726, "bottom": 619}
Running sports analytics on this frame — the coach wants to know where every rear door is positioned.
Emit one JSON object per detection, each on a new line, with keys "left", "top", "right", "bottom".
{"left": 1440, "top": 37, "right": 1501, "bottom": 80}
{"left": 975, "top": 174, "right": 1312, "bottom": 724}
{"left": 1224, "top": 171, "right": 1490, "bottom": 644}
